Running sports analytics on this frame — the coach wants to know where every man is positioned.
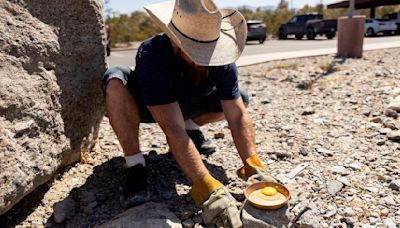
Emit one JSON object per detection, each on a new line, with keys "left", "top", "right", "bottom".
{"left": 103, "top": 0, "right": 274, "bottom": 227}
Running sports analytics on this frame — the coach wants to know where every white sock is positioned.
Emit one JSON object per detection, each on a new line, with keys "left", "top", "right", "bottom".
{"left": 125, "top": 153, "right": 146, "bottom": 168}
{"left": 185, "top": 119, "right": 200, "bottom": 130}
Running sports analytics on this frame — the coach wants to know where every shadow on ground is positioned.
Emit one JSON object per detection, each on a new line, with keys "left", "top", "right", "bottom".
{"left": 1, "top": 152, "right": 230, "bottom": 227}
{"left": 44, "top": 152, "right": 229, "bottom": 227}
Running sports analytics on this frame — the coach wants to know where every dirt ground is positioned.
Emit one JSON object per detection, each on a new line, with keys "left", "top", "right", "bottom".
{"left": 1, "top": 48, "right": 400, "bottom": 227}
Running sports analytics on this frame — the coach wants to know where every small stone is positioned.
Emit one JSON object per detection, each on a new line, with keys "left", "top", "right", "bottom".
{"left": 387, "top": 95, "right": 400, "bottom": 112}
{"left": 214, "top": 133, "right": 225, "bottom": 139}
{"left": 295, "top": 208, "right": 321, "bottom": 228}
{"left": 14, "top": 120, "right": 35, "bottom": 135}
{"left": 323, "top": 207, "right": 337, "bottom": 218}
{"left": 53, "top": 198, "right": 76, "bottom": 223}
{"left": 316, "top": 148, "right": 334, "bottom": 157}
{"left": 348, "top": 163, "right": 362, "bottom": 170}
{"left": 385, "top": 109, "right": 398, "bottom": 119}
{"left": 380, "top": 128, "right": 392, "bottom": 135}
{"left": 369, "top": 216, "right": 381, "bottom": 225}
{"left": 336, "top": 176, "right": 351, "bottom": 186}
{"left": 342, "top": 207, "right": 356, "bottom": 217}
{"left": 387, "top": 131, "right": 400, "bottom": 141}
{"left": 383, "top": 218, "right": 397, "bottom": 228}
{"left": 302, "top": 107, "right": 315, "bottom": 116}
{"left": 182, "top": 219, "right": 194, "bottom": 228}
{"left": 331, "top": 166, "right": 348, "bottom": 175}
{"left": 327, "top": 180, "right": 344, "bottom": 195}
{"left": 297, "top": 80, "right": 313, "bottom": 90}
{"left": 371, "top": 117, "right": 383, "bottom": 123}
{"left": 383, "top": 120, "right": 400, "bottom": 130}
{"left": 384, "top": 196, "right": 396, "bottom": 205}
{"left": 377, "top": 140, "right": 386, "bottom": 146}
{"left": 388, "top": 180, "right": 400, "bottom": 190}
{"left": 380, "top": 207, "right": 390, "bottom": 217}
{"left": 364, "top": 186, "right": 379, "bottom": 193}
{"left": 281, "top": 125, "right": 292, "bottom": 131}
{"left": 299, "top": 147, "right": 308, "bottom": 156}
{"left": 371, "top": 112, "right": 381, "bottom": 117}
{"left": 275, "top": 151, "right": 292, "bottom": 159}
{"left": 261, "top": 100, "right": 271, "bottom": 104}
{"left": 363, "top": 109, "right": 371, "bottom": 117}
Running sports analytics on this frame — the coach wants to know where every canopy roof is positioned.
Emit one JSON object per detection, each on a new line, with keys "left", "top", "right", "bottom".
{"left": 327, "top": 0, "right": 400, "bottom": 9}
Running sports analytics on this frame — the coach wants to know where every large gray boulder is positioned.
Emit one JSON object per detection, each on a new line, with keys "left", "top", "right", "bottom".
{"left": 0, "top": 0, "right": 106, "bottom": 215}
{"left": 242, "top": 202, "right": 290, "bottom": 228}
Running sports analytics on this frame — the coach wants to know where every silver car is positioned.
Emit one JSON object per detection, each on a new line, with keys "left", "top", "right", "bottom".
{"left": 246, "top": 20, "right": 267, "bottom": 44}
{"left": 365, "top": 18, "right": 398, "bottom": 37}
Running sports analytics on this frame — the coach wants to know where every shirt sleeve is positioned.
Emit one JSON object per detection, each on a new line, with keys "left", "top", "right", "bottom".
{"left": 135, "top": 44, "right": 177, "bottom": 106}
{"left": 216, "top": 63, "right": 240, "bottom": 100}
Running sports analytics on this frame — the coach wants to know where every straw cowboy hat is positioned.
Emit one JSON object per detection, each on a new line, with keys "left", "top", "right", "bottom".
{"left": 144, "top": 0, "right": 247, "bottom": 66}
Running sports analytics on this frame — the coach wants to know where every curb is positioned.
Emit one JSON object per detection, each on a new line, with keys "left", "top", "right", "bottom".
{"left": 236, "top": 41, "right": 400, "bottom": 67}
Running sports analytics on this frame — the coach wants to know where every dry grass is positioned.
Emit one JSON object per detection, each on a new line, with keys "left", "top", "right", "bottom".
{"left": 273, "top": 62, "right": 299, "bottom": 70}
{"left": 318, "top": 60, "right": 342, "bottom": 73}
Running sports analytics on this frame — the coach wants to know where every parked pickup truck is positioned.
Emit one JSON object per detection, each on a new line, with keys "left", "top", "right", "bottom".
{"left": 278, "top": 13, "right": 337, "bottom": 40}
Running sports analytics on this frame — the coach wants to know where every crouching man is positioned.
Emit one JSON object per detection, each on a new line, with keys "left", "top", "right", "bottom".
{"left": 103, "top": 0, "right": 274, "bottom": 227}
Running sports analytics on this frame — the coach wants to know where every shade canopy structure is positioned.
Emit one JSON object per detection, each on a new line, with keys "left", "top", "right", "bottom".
{"left": 327, "top": 0, "right": 400, "bottom": 18}
{"left": 328, "top": 0, "right": 400, "bottom": 9}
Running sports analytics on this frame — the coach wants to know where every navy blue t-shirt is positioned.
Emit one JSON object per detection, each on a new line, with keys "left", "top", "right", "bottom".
{"left": 135, "top": 33, "right": 240, "bottom": 106}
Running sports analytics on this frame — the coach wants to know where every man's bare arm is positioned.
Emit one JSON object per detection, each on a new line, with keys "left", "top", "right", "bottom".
{"left": 221, "top": 98, "right": 257, "bottom": 162}
{"left": 147, "top": 102, "right": 208, "bottom": 183}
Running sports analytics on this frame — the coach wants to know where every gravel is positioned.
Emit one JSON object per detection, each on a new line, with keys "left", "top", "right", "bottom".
{"left": 2, "top": 48, "right": 400, "bottom": 227}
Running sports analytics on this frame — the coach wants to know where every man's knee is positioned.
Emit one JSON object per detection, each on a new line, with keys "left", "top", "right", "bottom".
{"left": 105, "top": 79, "right": 126, "bottom": 96}
{"left": 239, "top": 87, "right": 250, "bottom": 107}
{"left": 102, "top": 66, "right": 132, "bottom": 94}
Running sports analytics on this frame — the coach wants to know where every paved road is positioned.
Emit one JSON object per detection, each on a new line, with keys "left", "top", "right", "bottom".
{"left": 107, "top": 35, "right": 400, "bottom": 67}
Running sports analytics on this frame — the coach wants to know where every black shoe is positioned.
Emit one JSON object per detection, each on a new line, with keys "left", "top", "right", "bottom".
{"left": 186, "top": 129, "right": 216, "bottom": 155}
{"left": 119, "top": 164, "right": 151, "bottom": 209}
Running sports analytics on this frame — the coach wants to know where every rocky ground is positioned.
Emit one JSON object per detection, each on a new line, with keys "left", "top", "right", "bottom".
{"left": 1, "top": 48, "right": 400, "bottom": 227}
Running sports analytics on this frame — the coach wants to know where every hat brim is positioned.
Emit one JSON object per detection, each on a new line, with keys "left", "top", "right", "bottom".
{"left": 144, "top": 1, "right": 247, "bottom": 66}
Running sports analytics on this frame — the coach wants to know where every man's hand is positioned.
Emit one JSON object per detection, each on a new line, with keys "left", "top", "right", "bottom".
{"left": 236, "top": 154, "right": 278, "bottom": 184}
{"left": 201, "top": 187, "right": 242, "bottom": 228}
{"left": 246, "top": 167, "right": 278, "bottom": 184}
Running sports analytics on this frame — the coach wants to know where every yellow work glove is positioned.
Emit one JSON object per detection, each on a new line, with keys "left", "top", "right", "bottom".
{"left": 237, "top": 154, "right": 277, "bottom": 183}
{"left": 190, "top": 173, "right": 242, "bottom": 228}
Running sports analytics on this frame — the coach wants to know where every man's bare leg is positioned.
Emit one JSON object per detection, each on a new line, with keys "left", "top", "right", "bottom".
{"left": 106, "top": 79, "right": 141, "bottom": 156}
{"left": 105, "top": 79, "right": 150, "bottom": 208}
